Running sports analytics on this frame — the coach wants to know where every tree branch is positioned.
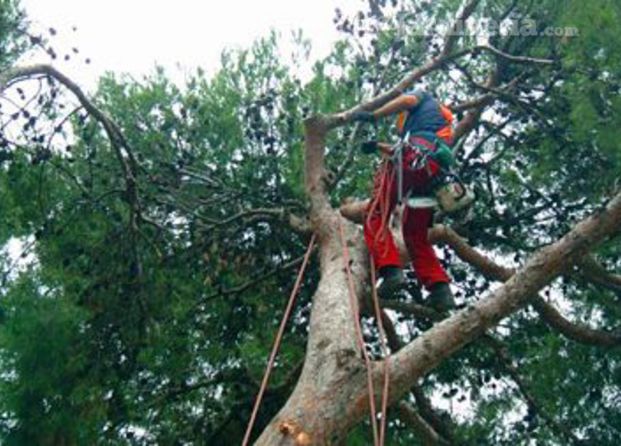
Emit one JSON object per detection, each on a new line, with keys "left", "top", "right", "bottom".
{"left": 398, "top": 402, "right": 450, "bottom": 446}
{"left": 410, "top": 385, "right": 455, "bottom": 443}
{"left": 380, "top": 310, "right": 455, "bottom": 444}
{"left": 439, "top": 0, "right": 483, "bottom": 59}
{"left": 381, "top": 300, "right": 442, "bottom": 322}
{"left": 0, "top": 65, "right": 138, "bottom": 183}
{"left": 453, "top": 68, "right": 512, "bottom": 141}
{"left": 578, "top": 256, "right": 621, "bottom": 293}
{"left": 339, "top": 197, "right": 620, "bottom": 346}
{"left": 450, "top": 93, "right": 496, "bottom": 113}
{"left": 474, "top": 45, "right": 555, "bottom": 65}
{"left": 341, "top": 199, "right": 621, "bottom": 343}
{"left": 380, "top": 309, "right": 402, "bottom": 352}
{"left": 386, "top": 189, "right": 621, "bottom": 401}
{"left": 530, "top": 296, "right": 621, "bottom": 347}
{"left": 326, "top": 0, "right": 483, "bottom": 130}
{"left": 0, "top": 64, "right": 144, "bottom": 247}
{"left": 430, "top": 226, "right": 621, "bottom": 347}
{"left": 196, "top": 207, "right": 311, "bottom": 234}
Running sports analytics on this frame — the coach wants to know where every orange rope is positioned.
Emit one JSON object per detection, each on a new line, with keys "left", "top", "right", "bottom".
{"left": 338, "top": 218, "right": 380, "bottom": 446}
{"left": 242, "top": 224, "right": 392, "bottom": 445}
{"left": 370, "top": 257, "right": 391, "bottom": 445}
{"left": 241, "top": 234, "right": 317, "bottom": 446}
{"left": 366, "top": 161, "right": 396, "bottom": 260}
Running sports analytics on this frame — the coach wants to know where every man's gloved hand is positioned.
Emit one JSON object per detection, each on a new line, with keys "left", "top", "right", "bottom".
{"left": 361, "top": 140, "right": 378, "bottom": 154}
{"left": 351, "top": 111, "right": 376, "bottom": 124}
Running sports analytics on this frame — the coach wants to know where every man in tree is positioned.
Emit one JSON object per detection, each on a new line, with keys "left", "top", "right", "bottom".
{"left": 353, "top": 89, "right": 456, "bottom": 311}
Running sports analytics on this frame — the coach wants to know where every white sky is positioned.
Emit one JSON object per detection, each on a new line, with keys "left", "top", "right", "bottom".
{"left": 21, "top": 0, "right": 361, "bottom": 88}
{"left": 5, "top": 0, "right": 361, "bottom": 268}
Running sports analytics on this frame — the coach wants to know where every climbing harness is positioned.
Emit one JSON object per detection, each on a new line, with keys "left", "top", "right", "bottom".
{"left": 241, "top": 234, "right": 316, "bottom": 446}
{"left": 383, "top": 131, "right": 475, "bottom": 214}
{"left": 364, "top": 130, "right": 474, "bottom": 307}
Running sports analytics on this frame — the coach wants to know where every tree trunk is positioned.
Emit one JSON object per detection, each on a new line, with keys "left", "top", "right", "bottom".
{"left": 254, "top": 114, "right": 621, "bottom": 445}
{"left": 254, "top": 213, "right": 372, "bottom": 445}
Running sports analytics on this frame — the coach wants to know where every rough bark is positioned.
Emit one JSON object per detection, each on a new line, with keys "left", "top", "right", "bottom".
{"left": 254, "top": 117, "right": 371, "bottom": 445}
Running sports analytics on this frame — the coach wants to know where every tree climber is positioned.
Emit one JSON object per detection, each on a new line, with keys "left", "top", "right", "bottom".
{"left": 352, "top": 89, "right": 456, "bottom": 311}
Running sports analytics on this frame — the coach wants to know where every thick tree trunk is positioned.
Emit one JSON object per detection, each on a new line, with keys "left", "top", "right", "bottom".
{"left": 254, "top": 214, "right": 372, "bottom": 445}
{"left": 254, "top": 113, "right": 621, "bottom": 445}
{"left": 255, "top": 117, "right": 373, "bottom": 445}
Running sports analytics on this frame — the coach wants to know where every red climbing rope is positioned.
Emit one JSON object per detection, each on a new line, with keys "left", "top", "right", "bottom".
{"left": 370, "top": 257, "right": 391, "bottom": 446}
{"left": 241, "top": 233, "right": 317, "bottom": 446}
{"left": 338, "top": 218, "right": 383, "bottom": 446}
{"left": 242, "top": 222, "right": 393, "bottom": 446}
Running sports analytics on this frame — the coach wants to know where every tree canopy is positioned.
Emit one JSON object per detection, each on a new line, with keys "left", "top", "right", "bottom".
{"left": 0, "top": 0, "right": 620, "bottom": 444}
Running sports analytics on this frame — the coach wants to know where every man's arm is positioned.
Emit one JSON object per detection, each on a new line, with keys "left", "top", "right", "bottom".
{"left": 371, "top": 94, "right": 419, "bottom": 119}
{"left": 360, "top": 141, "right": 396, "bottom": 156}
{"left": 352, "top": 91, "right": 423, "bottom": 123}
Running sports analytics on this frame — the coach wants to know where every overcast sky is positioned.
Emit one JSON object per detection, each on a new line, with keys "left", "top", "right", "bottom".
{"left": 20, "top": 0, "right": 360, "bottom": 88}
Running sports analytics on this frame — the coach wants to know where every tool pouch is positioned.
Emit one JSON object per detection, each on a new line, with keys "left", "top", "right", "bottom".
{"left": 434, "top": 178, "right": 476, "bottom": 214}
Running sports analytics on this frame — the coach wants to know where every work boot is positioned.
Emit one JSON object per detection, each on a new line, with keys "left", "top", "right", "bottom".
{"left": 376, "top": 266, "right": 405, "bottom": 300}
{"left": 427, "top": 282, "right": 456, "bottom": 312}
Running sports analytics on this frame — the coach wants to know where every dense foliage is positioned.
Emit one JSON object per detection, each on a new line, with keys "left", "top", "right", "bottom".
{"left": 0, "top": 0, "right": 619, "bottom": 444}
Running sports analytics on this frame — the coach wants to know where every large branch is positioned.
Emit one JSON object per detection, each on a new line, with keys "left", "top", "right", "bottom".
{"left": 431, "top": 226, "right": 621, "bottom": 347}
{"left": 340, "top": 199, "right": 621, "bottom": 347}
{"left": 385, "top": 189, "right": 621, "bottom": 402}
